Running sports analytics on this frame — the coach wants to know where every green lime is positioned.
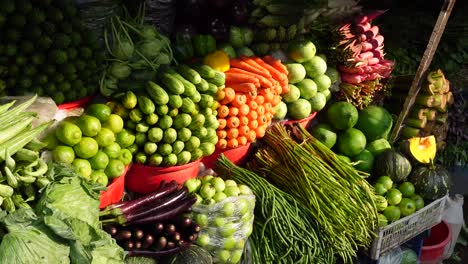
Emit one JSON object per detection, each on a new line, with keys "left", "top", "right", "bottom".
{"left": 337, "top": 128, "right": 367, "bottom": 157}
{"left": 86, "top": 103, "right": 112, "bottom": 123}
{"left": 94, "top": 128, "right": 115, "bottom": 147}
{"left": 353, "top": 149, "right": 374, "bottom": 173}
{"left": 115, "top": 129, "right": 135, "bottom": 148}
{"left": 308, "top": 93, "right": 327, "bottom": 112}
{"left": 88, "top": 151, "right": 109, "bottom": 170}
{"left": 327, "top": 102, "right": 359, "bottom": 130}
{"left": 105, "top": 159, "right": 125, "bottom": 178}
{"left": 103, "top": 142, "right": 122, "bottom": 158}
{"left": 102, "top": 114, "right": 124, "bottom": 134}
{"left": 311, "top": 123, "right": 337, "bottom": 149}
{"left": 91, "top": 170, "right": 108, "bottom": 186}
{"left": 313, "top": 74, "right": 332, "bottom": 91}
{"left": 73, "top": 137, "right": 99, "bottom": 159}
{"left": 52, "top": 145, "right": 75, "bottom": 164}
{"left": 42, "top": 133, "right": 60, "bottom": 150}
{"left": 72, "top": 159, "right": 92, "bottom": 179}
{"left": 119, "top": 149, "right": 133, "bottom": 165}
{"left": 75, "top": 114, "right": 101, "bottom": 137}
{"left": 55, "top": 121, "right": 82, "bottom": 146}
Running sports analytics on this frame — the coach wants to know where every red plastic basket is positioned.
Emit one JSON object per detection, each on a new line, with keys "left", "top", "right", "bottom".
{"left": 125, "top": 159, "right": 201, "bottom": 194}
{"left": 57, "top": 96, "right": 94, "bottom": 110}
{"left": 280, "top": 112, "right": 318, "bottom": 129}
{"left": 202, "top": 143, "right": 252, "bottom": 169}
{"left": 99, "top": 164, "right": 131, "bottom": 209}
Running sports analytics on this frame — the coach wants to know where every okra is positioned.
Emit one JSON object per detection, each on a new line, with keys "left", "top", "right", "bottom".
{"left": 0, "top": 100, "right": 16, "bottom": 115}
{"left": 0, "top": 197, "right": 4, "bottom": 207}
{"left": 24, "top": 160, "right": 48, "bottom": 177}
{"left": 23, "top": 184, "right": 36, "bottom": 202}
{"left": 4, "top": 167, "right": 18, "bottom": 189}
{"left": 2, "top": 197, "right": 15, "bottom": 212}
{"left": 0, "top": 121, "right": 51, "bottom": 162}
{"left": 0, "top": 117, "right": 34, "bottom": 145}
{"left": 0, "top": 112, "right": 36, "bottom": 131}
{"left": 0, "top": 95, "right": 37, "bottom": 124}
{"left": 16, "top": 174, "right": 36, "bottom": 184}
{"left": 25, "top": 138, "right": 47, "bottom": 151}
{"left": 11, "top": 194, "right": 30, "bottom": 209}
{"left": 5, "top": 150, "right": 15, "bottom": 171}
{"left": 35, "top": 177, "right": 50, "bottom": 189}
{"left": 14, "top": 148, "right": 39, "bottom": 162}
{"left": 0, "top": 184, "right": 14, "bottom": 197}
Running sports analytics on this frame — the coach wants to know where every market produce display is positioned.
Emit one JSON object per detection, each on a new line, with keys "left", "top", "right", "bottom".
{"left": 333, "top": 12, "right": 394, "bottom": 109}
{"left": 253, "top": 123, "right": 378, "bottom": 262}
{"left": 0, "top": 96, "right": 51, "bottom": 213}
{"left": 184, "top": 175, "right": 255, "bottom": 263}
{"left": 111, "top": 64, "right": 220, "bottom": 166}
{"left": 217, "top": 55, "right": 286, "bottom": 148}
{"left": 0, "top": 0, "right": 104, "bottom": 103}
{"left": 46, "top": 103, "right": 132, "bottom": 185}
{"left": 278, "top": 40, "right": 335, "bottom": 120}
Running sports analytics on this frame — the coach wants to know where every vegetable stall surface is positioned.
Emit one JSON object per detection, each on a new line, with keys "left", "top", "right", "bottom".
{"left": 252, "top": 123, "right": 378, "bottom": 262}
{"left": 0, "top": 0, "right": 105, "bottom": 104}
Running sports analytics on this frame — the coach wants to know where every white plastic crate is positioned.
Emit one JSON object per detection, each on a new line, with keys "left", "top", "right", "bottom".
{"left": 369, "top": 194, "right": 448, "bottom": 260}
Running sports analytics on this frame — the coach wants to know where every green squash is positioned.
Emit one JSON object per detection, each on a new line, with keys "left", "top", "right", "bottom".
{"left": 409, "top": 163, "right": 451, "bottom": 201}
{"left": 373, "top": 149, "right": 412, "bottom": 182}
{"left": 162, "top": 245, "right": 213, "bottom": 264}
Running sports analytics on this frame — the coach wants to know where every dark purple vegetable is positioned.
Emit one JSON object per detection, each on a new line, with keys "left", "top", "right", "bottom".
{"left": 100, "top": 180, "right": 178, "bottom": 217}
{"left": 230, "top": 0, "right": 251, "bottom": 25}
{"left": 188, "top": 234, "right": 197, "bottom": 242}
{"left": 154, "top": 223, "right": 164, "bottom": 234}
{"left": 172, "top": 232, "right": 181, "bottom": 242}
{"left": 142, "top": 234, "right": 154, "bottom": 249}
{"left": 165, "top": 224, "right": 176, "bottom": 236}
{"left": 157, "top": 236, "right": 167, "bottom": 250}
{"left": 123, "top": 187, "right": 189, "bottom": 224}
{"left": 125, "top": 241, "right": 134, "bottom": 250}
{"left": 127, "top": 242, "right": 191, "bottom": 257}
{"left": 104, "top": 225, "right": 118, "bottom": 236}
{"left": 209, "top": 18, "right": 228, "bottom": 42}
{"left": 167, "top": 241, "right": 176, "bottom": 249}
{"left": 180, "top": 217, "right": 192, "bottom": 227}
{"left": 191, "top": 223, "right": 201, "bottom": 233}
{"left": 133, "top": 229, "right": 144, "bottom": 240}
{"left": 129, "top": 196, "right": 197, "bottom": 225}
{"left": 177, "top": 239, "right": 186, "bottom": 247}
{"left": 134, "top": 241, "right": 142, "bottom": 249}
{"left": 115, "top": 230, "right": 132, "bottom": 240}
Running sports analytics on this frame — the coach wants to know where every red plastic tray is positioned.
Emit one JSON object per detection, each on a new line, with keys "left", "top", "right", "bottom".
{"left": 99, "top": 164, "right": 131, "bottom": 209}
{"left": 125, "top": 159, "right": 201, "bottom": 194}
{"left": 280, "top": 112, "right": 318, "bottom": 128}
{"left": 202, "top": 143, "right": 252, "bottom": 169}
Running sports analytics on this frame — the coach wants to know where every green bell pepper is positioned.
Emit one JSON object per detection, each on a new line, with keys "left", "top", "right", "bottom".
{"left": 173, "top": 40, "right": 194, "bottom": 62}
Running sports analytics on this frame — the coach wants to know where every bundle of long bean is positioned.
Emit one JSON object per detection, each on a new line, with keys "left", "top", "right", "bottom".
{"left": 215, "top": 156, "right": 335, "bottom": 264}
{"left": 253, "top": 123, "right": 378, "bottom": 262}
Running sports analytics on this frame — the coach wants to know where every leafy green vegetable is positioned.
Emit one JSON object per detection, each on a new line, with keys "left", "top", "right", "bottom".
{"left": 0, "top": 208, "right": 71, "bottom": 264}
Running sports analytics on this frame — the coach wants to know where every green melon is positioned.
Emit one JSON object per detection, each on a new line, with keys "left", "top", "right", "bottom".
{"left": 355, "top": 105, "right": 393, "bottom": 141}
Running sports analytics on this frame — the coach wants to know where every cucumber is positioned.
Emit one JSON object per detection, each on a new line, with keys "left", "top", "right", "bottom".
{"left": 193, "top": 65, "right": 216, "bottom": 79}
{"left": 137, "top": 95, "right": 155, "bottom": 115}
{"left": 206, "top": 71, "right": 225, "bottom": 87}
{"left": 146, "top": 81, "right": 169, "bottom": 105}
{"left": 195, "top": 79, "right": 209, "bottom": 92}
{"left": 177, "top": 64, "right": 202, "bottom": 84}
{"left": 161, "top": 73, "right": 185, "bottom": 95}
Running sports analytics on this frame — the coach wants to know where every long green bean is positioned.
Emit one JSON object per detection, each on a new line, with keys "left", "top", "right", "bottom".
{"left": 252, "top": 123, "right": 378, "bottom": 262}
{"left": 216, "top": 156, "right": 335, "bottom": 263}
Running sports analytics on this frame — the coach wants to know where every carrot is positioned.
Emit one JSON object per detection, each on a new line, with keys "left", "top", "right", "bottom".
{"left": 239, "top": 56, "right": 272, "bottom": 78}
{"left": 227, "top": 138, "right": 239, "bottom": 149}
{"left": 231, "top": 93, "right": 247, "bottom": 107}
{"left": 215, "top": 89, "right": 225, "bottom": 101}
{"left": 238, "top": 104, "right": 250, "bottom": 116}
{"left": 238, "top": 125, "right": 250, "bottom": 137}
{"left": 265, "top": 112, "right": 273, "bottom": 121}
{"left": 225, "top": 72, "right": 260, "bottom": 85}
{"left": 230, "top": 68, "right": 273, "bottom": 88}
{"left": 230, "top": 59, "right": 271, "bottom": 79}
{"left": 257, "top": 105, "right": 265, "bottom": 116}
{"left": 228, "top": 83, "right": 257, "bottom": 94}
{"left": 263, "top": 102, "right": 272, "bottom": 113}
{"left": 226, "top": 128, "right": 239, "bottom": 139}
{"left": 237, "top": 136, "right": 247, "bottom": 146}
{"left": 216, "top": 138, "right": 227, "bottom": 149}
{"left": 255, "top": 95, "right": 265, "bottom": 105}
{"left": 217, "top": 129, "right": 227, "bottom": 139}
{"left": 217, "top": 105, "right": 229, "bottom": 118}
{"left": 255, "top": 126, "right": 266, "bottom": 138}
{"left": 229, "top": 106, "right": 239, "bottom": 116}
{"left": 239, "top": 116, "right": 249, "bottom": 126}
{"left": 280, "top": 80, "right": 289, "bottom": 94}
{"left": 261, "top": 90, "right": 274, "bottom": 103}
{"left": 226, "top": 116, "right": 240, "bottom": 128}
{"left": 246, "top": 90, "right": 257, "bottom": 100}
{"left": 258, "top": 115, "right": 268, "bottom": 126}
{"left": 218, "top": 118, "right": 227, "bottom": 129}
{"left": 253, "top": 57, "right": 287, "bottom": 82}
{"left": 246, "top": 130, "right": 257, "bottom": 142}
{"left": 220, "top": 87, "right": 236, "bottom": 104}
{"left": 263, "top": 55, "right": 288, "bottom": 75}
{"left": 273, "top": 84, "right": 282, "bottom": 95}
{"left": 248, "top": 100, "right": 258, "bottom": 110}
{"left": 247, "top": 110, "right": 258, "bottom": 121}
{"left": 272, "top": 95, "right": 282, "bottom": 106}
{"left": 249, "top": 119, "right": 258, "bottom": 130}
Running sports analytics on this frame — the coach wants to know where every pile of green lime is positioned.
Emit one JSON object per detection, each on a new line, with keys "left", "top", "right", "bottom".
{"left": 276, "top": 40, "right": 337, "bottom": 121}
{"left": 47, "top": 103, "right": 133, "bottom": 185}
{"left": 310, "top": 102, "right": 393, "bottom": 174}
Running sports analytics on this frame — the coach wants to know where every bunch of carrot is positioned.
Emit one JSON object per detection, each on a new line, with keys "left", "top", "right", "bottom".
{"left": 215, "top": 55, "right": 289, "bottom": 149}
